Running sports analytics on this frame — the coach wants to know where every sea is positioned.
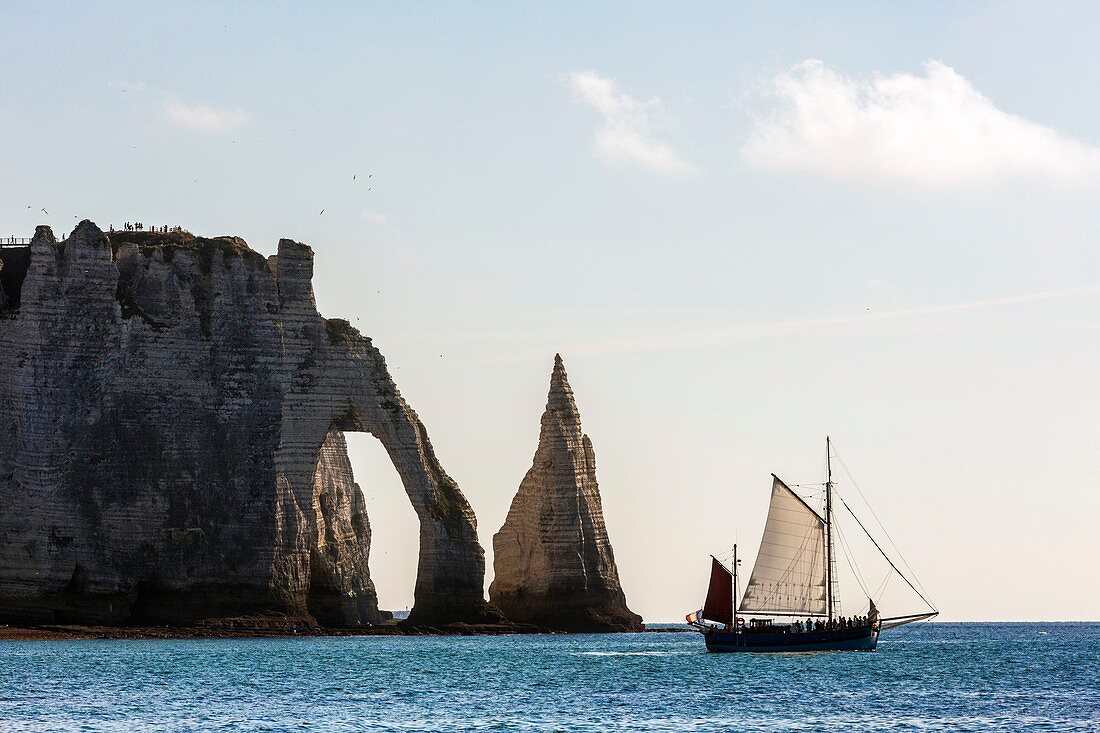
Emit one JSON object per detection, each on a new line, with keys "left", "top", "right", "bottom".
{"left": 1, "top": 623, "right": 1097, "bottom": 732}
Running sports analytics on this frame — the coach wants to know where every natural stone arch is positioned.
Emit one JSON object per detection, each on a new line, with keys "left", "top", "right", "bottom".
{"left": 0, "top": 223, "right": 500, "bottom": 626}
{"left": 271, "top": 238, "right": 500, "bottom": 626}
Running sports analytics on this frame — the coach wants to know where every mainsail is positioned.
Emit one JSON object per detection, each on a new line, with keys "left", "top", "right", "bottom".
{"left": 739, "top": 476, "right": 828, "bottom": 615}
{"left": 701, "top": 557, "right": 733, "bottom": 625}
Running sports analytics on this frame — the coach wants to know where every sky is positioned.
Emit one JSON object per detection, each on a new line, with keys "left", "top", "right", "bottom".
{"left": 2, "top": 1, "right": 1098, "bottom": 621}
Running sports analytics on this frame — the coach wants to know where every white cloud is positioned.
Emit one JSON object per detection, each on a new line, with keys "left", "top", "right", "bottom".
{"left": 744, "top": 59, "right": 1100, "bottom": 186}
{"left": 362, "top": 210, "right": 388, "bottom": 226}
{"left": 164, "top": 99, "right": 250, "bottom": 133}
{"left": 568, "top": 71, "right": 694, "bottom": 173}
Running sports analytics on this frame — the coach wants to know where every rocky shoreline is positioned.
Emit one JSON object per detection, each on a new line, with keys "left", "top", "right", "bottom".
{"left": 0, "top": 619, "right": 692, "bottom": 641}
{"left": 0, "top": 616, "right": 543, "bottom": 640}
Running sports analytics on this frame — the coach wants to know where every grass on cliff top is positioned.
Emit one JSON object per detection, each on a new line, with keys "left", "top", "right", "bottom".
{"left": 109, "top": 230, "right": 267, "bottom": 273}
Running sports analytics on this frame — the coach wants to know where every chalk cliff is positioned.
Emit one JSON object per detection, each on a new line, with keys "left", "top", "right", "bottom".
{"left": 0, "top": 222, "right": 500, "bottom": 626}
{"left": 489, "top": 355, "right": 642, "bottom": 631}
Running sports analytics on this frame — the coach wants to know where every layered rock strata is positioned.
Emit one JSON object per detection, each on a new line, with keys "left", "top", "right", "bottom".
{"left": 0, "top": 222, "right": 499, "bottom": 626}
{"left": 489, "top": 355, "right": 642, "bottom": 631}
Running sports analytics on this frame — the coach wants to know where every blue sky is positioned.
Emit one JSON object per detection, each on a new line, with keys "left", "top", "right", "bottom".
{"left": 3, "top": 1, "right": 1099, "bottom": 620}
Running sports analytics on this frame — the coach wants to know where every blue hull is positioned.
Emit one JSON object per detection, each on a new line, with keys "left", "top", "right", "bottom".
{"left": 703, "top": 626, "right": 878, "bottom": 653}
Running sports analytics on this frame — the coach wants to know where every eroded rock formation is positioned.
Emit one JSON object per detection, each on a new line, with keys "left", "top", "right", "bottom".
{"left": 307, "top": 429, "right": 377, "bottom": 626}
{"left": 489, "top": 355, "right": 642, "bottom": 631}
{"left": 0, "top": 221, "right": 500, "bottom": 626}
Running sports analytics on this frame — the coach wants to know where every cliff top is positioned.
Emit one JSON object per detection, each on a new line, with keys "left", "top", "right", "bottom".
{"left": 20, "top": 221, "right": 273, "bottom": 275}
{"left": 105, "top": 228, "right": 256, "bottom": 261}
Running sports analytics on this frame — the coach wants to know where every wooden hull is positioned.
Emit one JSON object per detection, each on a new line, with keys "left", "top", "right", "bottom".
{"left": 703, "top": 625, "right": 878, "bottom": 653}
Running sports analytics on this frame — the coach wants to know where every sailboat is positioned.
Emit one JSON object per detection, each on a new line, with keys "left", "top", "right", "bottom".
{"left": 687, "top": 438, "right": 937, "bottom": 652}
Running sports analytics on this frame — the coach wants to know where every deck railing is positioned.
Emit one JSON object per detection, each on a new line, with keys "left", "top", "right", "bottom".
{"left": 1, "top": 236, "right": 72, "bottom": 247}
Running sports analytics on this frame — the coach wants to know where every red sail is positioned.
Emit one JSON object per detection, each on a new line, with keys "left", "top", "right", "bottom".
{"left": 702, "top": 557, "right": 733, "bottom": 625}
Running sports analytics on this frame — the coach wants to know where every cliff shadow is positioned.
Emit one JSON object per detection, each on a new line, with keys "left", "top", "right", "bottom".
{"left": 0, "top": 245, "right": 31, "bottom": 311}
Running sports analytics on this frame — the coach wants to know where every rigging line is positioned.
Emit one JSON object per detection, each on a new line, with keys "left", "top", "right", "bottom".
{"left": 872, "top": 567, "right": 890, "bottom": 598}
{"left": 837, "top": 470, "right": 933, "bottom": 603}
{"left": 831, "top": 444, "right": 934, "bottom": 601}
{"left": 834, "top": 517, "right": 870, "bottom": 598}
{"left": 872, "top": 571, "right": 892, "bottom": 604}
{"left": 827, "top": 442, "right": 932, "bottom": 603}
{"left": 837, "top": 494, "right": 937, "bottom": 612}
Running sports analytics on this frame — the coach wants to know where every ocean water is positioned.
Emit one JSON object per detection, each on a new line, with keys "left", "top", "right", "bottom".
{"left": 1, "top": 623, "right": 1097, "bottom": 732}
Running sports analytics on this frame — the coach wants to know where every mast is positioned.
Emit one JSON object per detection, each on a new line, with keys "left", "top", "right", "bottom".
{"left": 732, "top": 544, "right": 739, "bottom": 631}
{"left": 825, "top": 437, "right": 835, "bottom": 624}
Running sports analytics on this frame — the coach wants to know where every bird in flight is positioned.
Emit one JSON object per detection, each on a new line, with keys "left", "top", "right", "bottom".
{"left": 41, "top": 208, "right": 48, "bottom": 215}
{"left": 319, "top": 209, "right": 325, "bottom": 215}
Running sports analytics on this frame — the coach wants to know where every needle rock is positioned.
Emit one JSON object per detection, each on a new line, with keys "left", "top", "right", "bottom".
{"left": 490, "top": 355, "right": 642, "bottom": 632}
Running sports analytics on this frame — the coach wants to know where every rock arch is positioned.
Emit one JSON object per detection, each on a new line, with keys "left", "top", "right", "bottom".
{"left": 0, "top": 222, "right": 500, "bottom": 626}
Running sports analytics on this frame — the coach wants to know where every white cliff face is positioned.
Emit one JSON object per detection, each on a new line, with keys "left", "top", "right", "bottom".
{"left": 489, "top": 355, "right": 642, "bottom": 631}
{"left": 0, "top": 221, "right": 500, "bottom": 626}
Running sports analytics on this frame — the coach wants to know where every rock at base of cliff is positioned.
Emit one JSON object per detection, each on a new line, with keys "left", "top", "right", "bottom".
{"left": 490, "top": 592, "right": 642, "bottom": 632}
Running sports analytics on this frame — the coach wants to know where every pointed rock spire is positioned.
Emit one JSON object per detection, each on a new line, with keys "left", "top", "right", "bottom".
{"left": 489, "top": 355, "right": 642, "bottom": 631}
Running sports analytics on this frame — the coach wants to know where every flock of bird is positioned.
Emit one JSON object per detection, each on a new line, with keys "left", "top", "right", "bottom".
{"left": 27, "top": 169, "right": 375, "bottom": 223}
{"left": 320, "top": 173, "right": 372, "bottom": 216}
{"left": 20, "top": 168, "right": 422, "bottom": 359}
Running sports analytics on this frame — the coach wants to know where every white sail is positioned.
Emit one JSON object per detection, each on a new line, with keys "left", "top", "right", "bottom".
{"left": 739, "top": 476, "right": 828, "bottom": 615}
